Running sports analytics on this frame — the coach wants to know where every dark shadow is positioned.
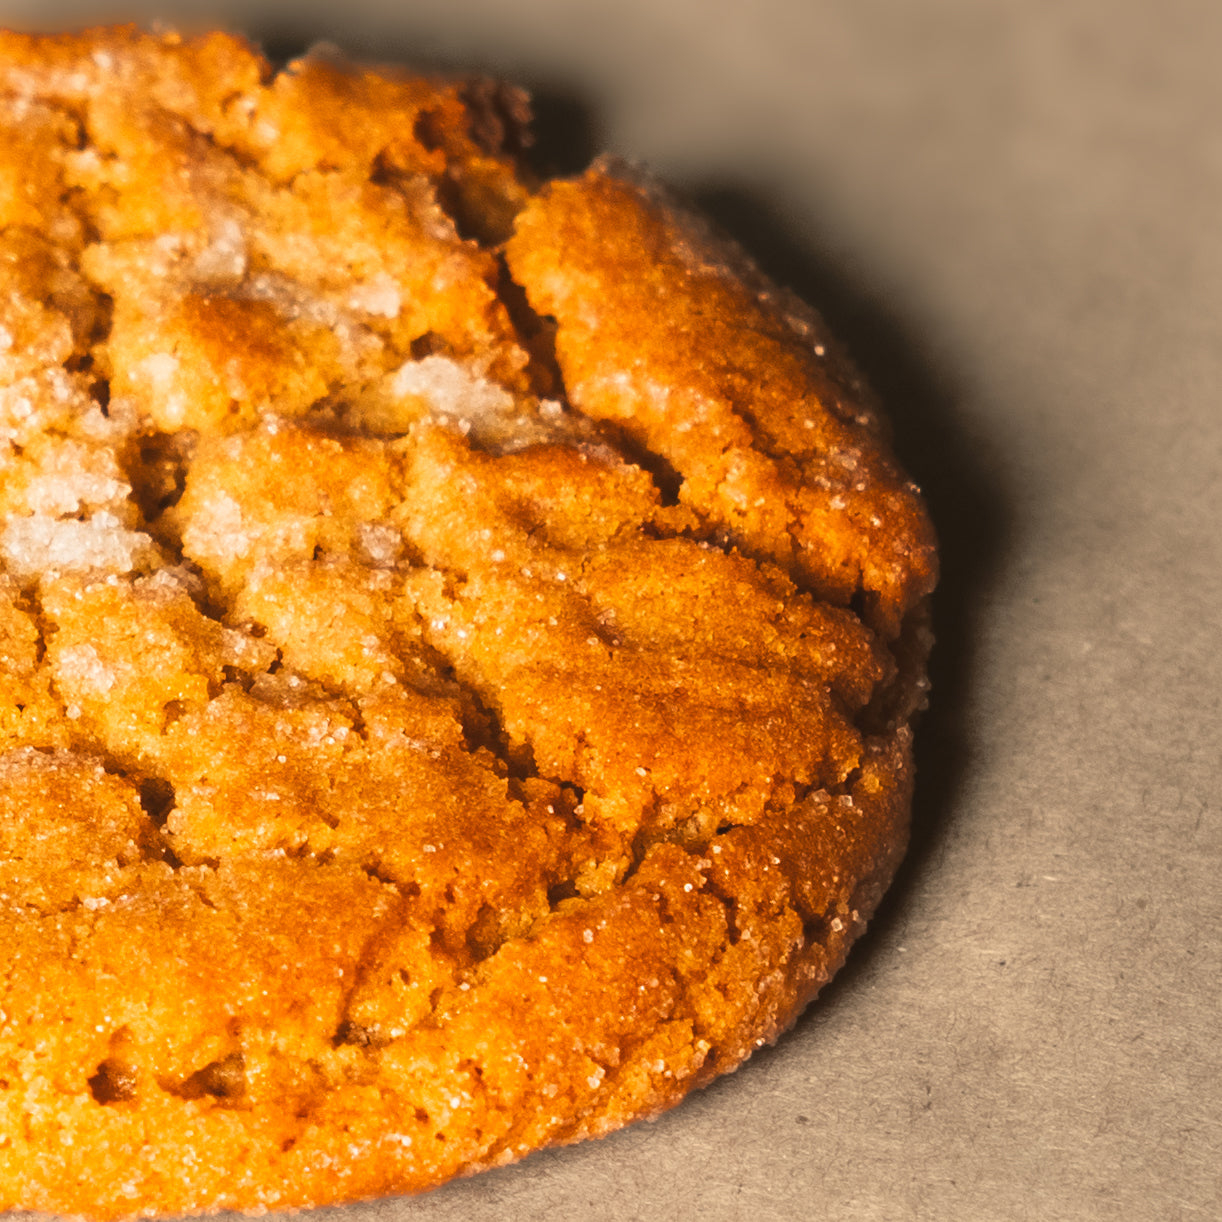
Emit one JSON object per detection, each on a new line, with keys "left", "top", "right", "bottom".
{"left": 688, "top": 185, "right": 1013, "bottom": 1008}
{"left": 523, "top": 91, "right": 602, "bottom": 179}
{"left": 247, "top": 29, "right": 311, "bottom": 71}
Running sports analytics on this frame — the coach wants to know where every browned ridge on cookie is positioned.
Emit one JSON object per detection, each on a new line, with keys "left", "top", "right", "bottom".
{"left": 0, "top": 25, "right": 936, "bottom": 1219}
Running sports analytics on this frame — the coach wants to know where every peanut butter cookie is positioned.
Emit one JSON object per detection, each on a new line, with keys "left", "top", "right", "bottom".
{"left": 0, "top": 26, "right": 936, "bottom": 1218}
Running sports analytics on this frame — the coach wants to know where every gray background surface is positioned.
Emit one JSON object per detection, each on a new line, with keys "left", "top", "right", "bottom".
{"left": 5, "top": 1, "right": 1220, "bottom": 1218}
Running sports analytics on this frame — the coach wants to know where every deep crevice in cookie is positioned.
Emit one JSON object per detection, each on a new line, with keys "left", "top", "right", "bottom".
{"left": 90, "top": 376, "right": 111, "bottom": 417}
{"left": 801, "top": 910, "right": 831, "bottom": 947}
{"left": 128, "top": 429, "right": 196, "bottom": 528}
{"left": 411, "top": 106, "right": 448, "bottom": 155}
{"left": 135, "top": 774, "right": 185, "bottom": 868}
{"left": 88, "top": 1056, "right": 138, "bottom": 1106}
{"left": 409, "top": 329, "right": 449, "bottom": 361}
{"left": 407, "top": 149, "right": 519, "bottom": 249}
{"left": 546, "top": 878, "right": 580, "bottom": 906}
{"left": 452, "top": 680, "right": 539, "bottom": 783}
{"left": 599, "top": 422, "right": 684, "bottom": 507}
{"left": 492, "top": 257, "right": 565, "bottom": 401}
{"left": 465, "top": 902, "right": 510, "bottom": 962}
{"left": 332, "top": 1019, "right": 377, "bottom": 1049}
{"left": 695, "top": 868, "right": 743, "bottom": 948}
{"left": 168, "top": 1053, "right": 247, "bottom": 1102}
{"left": 859, "top": 601, "right": 934, "bottom": 733}
{"left": 137, "top": 775, "right": 176, "bottom": 827}
{"left": 14, "top": 584, "right": 50, "bottom": 667}
{"left": 361, "top": 861, "right": 401, "bottom": 888}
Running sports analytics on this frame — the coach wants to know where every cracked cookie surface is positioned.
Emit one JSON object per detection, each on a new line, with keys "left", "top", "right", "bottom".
{"left": 0, "top": 25, "right": 936, "bottom": 1219}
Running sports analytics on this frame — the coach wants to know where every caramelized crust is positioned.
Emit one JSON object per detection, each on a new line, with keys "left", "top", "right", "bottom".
{"left": 0, "top": 26, "right": 934, "bottom": 1219}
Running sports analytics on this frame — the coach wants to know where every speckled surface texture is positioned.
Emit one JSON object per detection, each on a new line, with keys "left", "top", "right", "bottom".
{"left": 2, "top": 1, "right": 1219, "bottom": 1219}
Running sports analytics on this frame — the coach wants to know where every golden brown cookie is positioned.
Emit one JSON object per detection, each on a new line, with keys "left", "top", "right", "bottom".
{"left": 0, "top": 26, "right": 936, "bottom": 1218}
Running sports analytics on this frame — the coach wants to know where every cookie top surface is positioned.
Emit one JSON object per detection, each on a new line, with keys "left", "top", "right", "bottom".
{"left": 0, "top": 26, "right": 936, "bottom": 1219}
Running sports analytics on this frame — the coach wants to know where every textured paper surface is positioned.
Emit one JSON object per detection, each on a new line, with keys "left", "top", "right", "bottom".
{"left": 4, "top": 1, "right": 1219, "bottom": 1218}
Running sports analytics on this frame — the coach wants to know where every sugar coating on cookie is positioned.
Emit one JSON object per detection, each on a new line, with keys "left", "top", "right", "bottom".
{"left": 0, "top": 26, "right": 936, "bottom": 1219}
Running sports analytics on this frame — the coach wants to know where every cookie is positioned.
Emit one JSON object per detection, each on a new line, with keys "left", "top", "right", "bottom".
{"left": 0, "top": 26, "right": 937, "bottom": 1218}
